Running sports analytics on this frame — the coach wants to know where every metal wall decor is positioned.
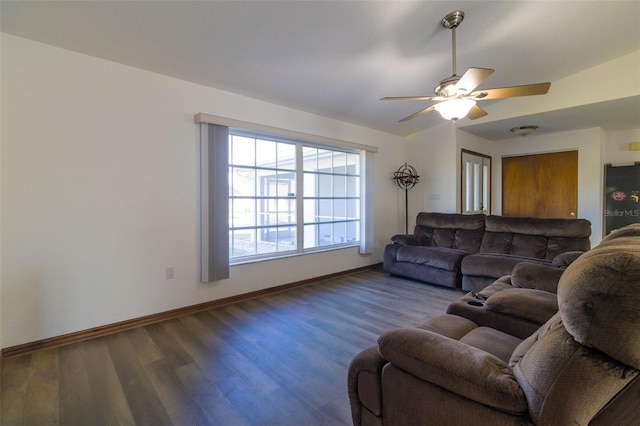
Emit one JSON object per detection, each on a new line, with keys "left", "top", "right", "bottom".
{"left": 393, "top": 163, "right": 420, "bottom": 233}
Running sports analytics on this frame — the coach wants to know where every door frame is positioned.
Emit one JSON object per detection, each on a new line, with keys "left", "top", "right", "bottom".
{"left": 461, "top": 149, "right": 492, "bottom": 215}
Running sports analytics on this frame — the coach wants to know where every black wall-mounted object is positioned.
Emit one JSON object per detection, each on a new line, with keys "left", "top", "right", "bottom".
{"left": 604, "top": 162, "right": 640, "bottom": 236}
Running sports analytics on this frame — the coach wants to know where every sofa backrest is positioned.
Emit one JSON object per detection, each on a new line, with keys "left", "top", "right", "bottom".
{"left": 509, "top": 226, "right": 640, "bottom": 424}
{"left": 414, "top": 212, "right": 485, "bottom": 252}
{"left": 479, "top": 215, "right": 591, "bottom": 260}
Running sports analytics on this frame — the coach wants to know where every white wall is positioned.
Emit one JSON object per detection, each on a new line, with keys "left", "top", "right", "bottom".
{"left": 605, "top": 128, "right": 640, "bottom": 164}
{"left": 0, "top": 32, "right": 3, "bottom": 356}
{"left": 403, "top": 124, "right": 497, "bottom": 223}
{"left": 404, "top": 123, "right": 458, "bottom": 229}
{"left": 1, "top": 35, "right": 405, "bottom": 348}
{"left": 468, "top": 51, "right": 640, "bottom": 126}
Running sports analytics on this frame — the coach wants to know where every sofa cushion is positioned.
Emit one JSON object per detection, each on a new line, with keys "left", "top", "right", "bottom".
{"left": 511, "top": 262, "right": 564, "bottom": 293}
{"left": 416, "top": 314, "right": 478, "bottom": 340}
{"left": 378, "top": 327, "right": 527, "bottom": 414}
{"left": 476, "top": 276, "right": 514, "bottom": 296}
{"left": 484, "top": 288, "right": 558, "bottom": 324}
{"left": 396, "top": 246, "right": 468, "bottom": 270}
{"left": 459, "top": 327, "right": 523, "bottom": 363}
{"left": 416, "top": 212, "right": 485, "bottom": 230}
{"left": 390, "top": 234, "right": 422, "bottom": 246}
{"left": 558, "top": 243, "right": 640, "bottom": 369}
{"left": 545, "top": 237, "right": 592, "bottom": 259}
{"left": 452, "top": 229, "right": 485, "bottom": 253}
{"left": 551, "top": 250, "right": 584, "bottom": 267}
{"left": 484, "top": 215, "right": 591, "bottom": 238}
{"left": 511, "top": 314, "right": 636, "bottom": 425}
{"left": 480, "top": 232, "right": 547, "bottom": 258}
{"left": 509, "top": 312, "right": 560, "bottom": 368}
{"left": 414, "top": 212, "right": 485, "bottom": 252}
{"left": 597, "top": 235, "right": 640, "bottom": 249}
{"left": 601, "top": 223, "right": 640, "bottom": 242}
{"left": 481, "top": 216, "right": 591, "bottom": 260}
{"left": 461, "top": 253, "right": 551, "bottom": 279}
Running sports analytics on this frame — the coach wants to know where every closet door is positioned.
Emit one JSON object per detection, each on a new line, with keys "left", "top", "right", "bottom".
{"left": 502, "top": 150, "right": 578, "bottom": 218}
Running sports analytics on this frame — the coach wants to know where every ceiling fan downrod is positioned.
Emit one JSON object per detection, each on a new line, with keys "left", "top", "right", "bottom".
{"left": 442, "top": 10, "right": 464, "bottom": 77}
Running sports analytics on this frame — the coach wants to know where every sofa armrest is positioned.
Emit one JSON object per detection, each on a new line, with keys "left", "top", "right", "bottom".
{"left": 390, "top": 234, "right": 422, "bottom": 246}
{"left": 551, "top": 250, "right": 585, "bottom": 267}
{"left": 511, "top": 262, "right": 565, "bottom": 293}
{"left": 484, "top": 288, "right": 558, "bottom": 324}
{"left": 378, "top": 328, "right": 527, "bottom": 415}
{"left": 348, "top": 346, "right": 388, "bottom": 421}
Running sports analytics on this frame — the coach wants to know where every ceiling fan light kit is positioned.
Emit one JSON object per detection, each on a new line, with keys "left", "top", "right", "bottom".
{"left": 434, "top": 98, "right": 476, "bottom": 121}
{"left": 382, "top": 10, "right": 551, "bottom": 123}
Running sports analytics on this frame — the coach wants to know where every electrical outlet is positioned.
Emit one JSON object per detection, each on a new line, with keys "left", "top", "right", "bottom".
{"left": 166, "top": 266, "right": 175, "bottom": 280}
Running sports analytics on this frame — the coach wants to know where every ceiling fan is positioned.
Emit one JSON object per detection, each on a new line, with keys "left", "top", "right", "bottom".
{"left": 382, "top": 10, "right": 551, "bottom": 122}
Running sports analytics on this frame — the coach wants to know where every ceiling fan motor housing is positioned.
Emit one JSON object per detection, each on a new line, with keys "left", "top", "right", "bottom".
{"left": 435, "top": 75, "right": 463, "bottom": 97}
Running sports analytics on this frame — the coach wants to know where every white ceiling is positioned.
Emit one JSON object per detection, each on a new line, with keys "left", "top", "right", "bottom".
{"left": 2, "top": 1, "right": 639, "bottom": 138}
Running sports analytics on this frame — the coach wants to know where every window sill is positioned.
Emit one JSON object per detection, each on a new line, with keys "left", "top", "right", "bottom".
{"left": 229, "top": 242, "right": 361, "bottom": 266}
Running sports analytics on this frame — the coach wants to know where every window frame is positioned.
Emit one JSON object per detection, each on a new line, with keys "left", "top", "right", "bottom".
{"left": 196, "top": 113, "right": 376, "bottom": 281}
{"left": 228, "top": 128, "right": 363, "bottom": 264}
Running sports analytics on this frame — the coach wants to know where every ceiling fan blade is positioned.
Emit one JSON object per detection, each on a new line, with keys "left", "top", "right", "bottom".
{"left": 470, "top": 82, "right": 551, "bottom": 100}
{"left": 467, "top": 104, "right": 488, "bottom": 120}
{"left": 454, "top": 68, "right": 494, "bottom": 93}
{"left": 399, "top": 105, "right": 437, "bottom": 122}
{"left": 381, "top": 95, "right": 436, "bottom": 101}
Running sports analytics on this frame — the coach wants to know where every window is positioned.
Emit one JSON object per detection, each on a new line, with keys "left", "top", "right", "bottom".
{"left": 461, "top": 150, "right": 491, "bottom": 214}
{"left": 229, "top": 130, "right": 362, "bottom": 262}
{"left": 197, "top": 114, "right": 375, "bottom": 282}
{"left": 302, "top": 147, "right": 360, "bottom": 249}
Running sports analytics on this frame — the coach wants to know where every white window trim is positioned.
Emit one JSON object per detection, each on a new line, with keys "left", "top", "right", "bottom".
{"left": 194, "top": 113, "right": 378, "bottom": 153}
{"left": 197, "top": 113, "right": 375, "bottom": 279}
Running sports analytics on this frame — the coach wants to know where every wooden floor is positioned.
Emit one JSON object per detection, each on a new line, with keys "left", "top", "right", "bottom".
{"left": 1, "top": 269, "right": 462, "bottom": 426}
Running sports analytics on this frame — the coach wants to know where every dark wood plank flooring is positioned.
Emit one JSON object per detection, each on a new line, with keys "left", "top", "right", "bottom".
{"left": 1, "top": 269, "right": 462, "bottom": 425}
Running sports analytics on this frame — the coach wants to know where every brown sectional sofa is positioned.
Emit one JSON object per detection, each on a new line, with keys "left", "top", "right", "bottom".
{"left": 348, "top": 224, "right": 640, "bottom": 425}
{"left": 383, "top": 212, "right": 591, "bottom": 291}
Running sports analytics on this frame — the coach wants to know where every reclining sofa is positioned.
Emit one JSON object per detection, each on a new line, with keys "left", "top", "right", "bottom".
{"left": 349, "top": 224, "right": 640, "bottom": 425}
{"left": 383, "top": 212, "right": 591, "bottom": 291}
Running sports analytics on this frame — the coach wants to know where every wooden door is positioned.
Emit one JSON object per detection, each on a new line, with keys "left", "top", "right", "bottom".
{"left": 502, "top": 151, "right": 578, "bottom": 218}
